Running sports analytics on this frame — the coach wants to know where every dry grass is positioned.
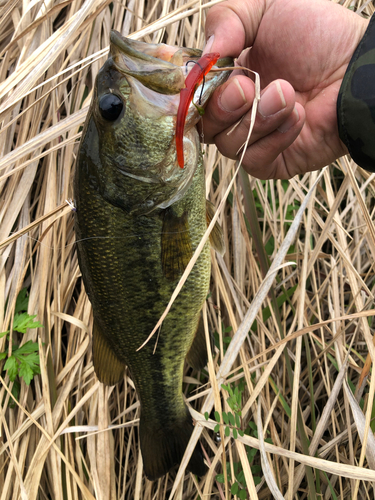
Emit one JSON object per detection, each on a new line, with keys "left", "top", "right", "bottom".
{"left": 1, "top": 0, "right": 375, "bottom": 499}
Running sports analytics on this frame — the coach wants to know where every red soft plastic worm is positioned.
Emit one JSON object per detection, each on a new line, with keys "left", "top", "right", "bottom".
{"left": 175, "top": 52, "right": 220, "bottom": 168}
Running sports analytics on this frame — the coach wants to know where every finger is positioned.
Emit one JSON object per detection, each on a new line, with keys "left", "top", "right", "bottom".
{"left": 212, "top": 79, "right": 298, "bottom": 153}
{"left": 201, "top": 76, "right": 255, "bottom": 143}
{"left": 236, "top": 102, "right": 306, "bottom": 179}
{"left": 203, "top": 0, "right": 265, "bottom": 57}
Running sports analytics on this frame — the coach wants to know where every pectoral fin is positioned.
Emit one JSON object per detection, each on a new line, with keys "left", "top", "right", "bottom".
{"left": 206, "top": 200, "right": 225, "bottom": 255}
{"left": 93, "top": 320, "right": 126, "bottom": 385}
{"left": 161, "top": 208, "right": 192, "bottom": 281}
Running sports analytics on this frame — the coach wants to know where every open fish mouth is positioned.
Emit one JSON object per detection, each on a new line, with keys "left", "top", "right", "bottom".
{"left": 109, "top": 30, "right": 233, "bottom": 96}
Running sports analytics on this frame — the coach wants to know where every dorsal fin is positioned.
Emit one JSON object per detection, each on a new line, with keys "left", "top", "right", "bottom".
{"left": 161, "top": 208, "right": 192, "bottom": 281}
{"left": 206, "top": 200, "right": 225, "bottom": 255}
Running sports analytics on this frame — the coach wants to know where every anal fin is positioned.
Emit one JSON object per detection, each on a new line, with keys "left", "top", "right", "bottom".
{"left": 93, "top": 320, "right": 126, "bottom": 386}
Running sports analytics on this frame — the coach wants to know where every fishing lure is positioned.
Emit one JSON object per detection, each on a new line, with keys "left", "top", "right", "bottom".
{"left": 176, "top": 52, "right": 220, "bottom": 168}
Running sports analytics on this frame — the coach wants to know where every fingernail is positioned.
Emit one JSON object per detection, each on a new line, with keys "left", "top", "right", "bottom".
{"left": 220, "top": 78, "right": 247, "bottom": 112}
{"left": 203, "top": 35, "right": 214, "bottom": 55}
{"left": 258, "top": 81, "right": 286, "bottom": 117}
{"left": 277, "top": 107, "right": 300, "bottom": 133}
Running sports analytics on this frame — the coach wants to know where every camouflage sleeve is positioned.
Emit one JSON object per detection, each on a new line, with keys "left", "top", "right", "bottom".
{"left": 337, "top": 15, "right": 375, "bottom": 172}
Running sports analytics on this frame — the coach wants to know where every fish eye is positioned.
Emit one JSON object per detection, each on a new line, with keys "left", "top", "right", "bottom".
{"left": 98, "top": 94, "right": 124, "bottom": 121}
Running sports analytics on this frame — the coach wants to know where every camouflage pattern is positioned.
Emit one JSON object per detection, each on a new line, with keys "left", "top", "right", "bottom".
{"left": 337, "top": 15, "right": 375, "bottom": 171}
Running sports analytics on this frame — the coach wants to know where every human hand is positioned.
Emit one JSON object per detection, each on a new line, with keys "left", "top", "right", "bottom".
{"left": 202, "top": 0, "right": 369, "bottom": 179}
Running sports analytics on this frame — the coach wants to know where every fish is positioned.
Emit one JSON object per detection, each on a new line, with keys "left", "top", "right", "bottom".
{"left": 74, "top": 30, "right": 232, "bottom": 480}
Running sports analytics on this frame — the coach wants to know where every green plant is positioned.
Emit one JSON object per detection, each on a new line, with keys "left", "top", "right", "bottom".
{"left": 205, "top": 382, "right": 268, "bottom": 497}
{"left": 0, "top": 289, "right": 43, "bottom": 401}
{"left": 216, "top": 458, "right": 261, "bottom": 498}
{"left": 204, "top": 383, "right": 245, "bottom": 439}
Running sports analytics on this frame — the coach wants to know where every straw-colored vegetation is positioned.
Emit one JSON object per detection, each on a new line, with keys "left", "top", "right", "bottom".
{"left": 1, "top": 0, "right": 375, "bottom": 498}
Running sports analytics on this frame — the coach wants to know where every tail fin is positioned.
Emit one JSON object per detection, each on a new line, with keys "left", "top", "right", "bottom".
{"left": 140, "top": 408, "right": 207, "bottom": 481}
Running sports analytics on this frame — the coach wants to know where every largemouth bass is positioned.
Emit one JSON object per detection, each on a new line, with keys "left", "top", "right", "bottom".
{"left": 74, "top": 31, "right": 232, "bottom": 480}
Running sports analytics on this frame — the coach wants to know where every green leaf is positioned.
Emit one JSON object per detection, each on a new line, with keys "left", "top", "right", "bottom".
{"left": 236, "top": 470, "right": 245, "bottom": 484}
{"left": 214, "top": 424, "right": 220, "bottom": 433}
{"left": 9, "top": 380, "right": 20, "bottom": 407}
{"left": 225, "top": 463, "right": 232, "bottom": 481}
{"left": 0, "top": 330, "right": 9, "bottom": 339}
{"left": 204, "top": 412, "right": 209, "bottom": 421}
{"left": 233, "top": 429, "right": 238, "bottom": 439}
{"left": 14, "top": 350, "right": 39, "bottom": 366}
{"left": 15, "top": 289, "right": 29, "bottom": 314}
{"left": 239, "top": 490, "right": 247, "bottom": 500}
{"left": 231, "top": 482, "right": 239, "bottom": 495}
{"left": 251, "top": 465, "right": 262, "bottom": 474}
{"left": 268, "top": 376, "right": 291, "bottom": 417}
{"left": 225, "top": 426, "right": 230, "bottom": 437}
{"left": 14, "top": 341, "right": 39, "bottom": 355}
{"left": 4, "top": 356, "right": 18, "bottom": 381}
{"left": 216, "top": 474, "right": 225, "bottom": 484}
{"left": 214, "top": 411, "right": 220, "bottom": 423}
{"left": 247, "top": 447, "right": 257, "bottom": 461}
{"left": 323, "top": 471, "right": 339, "bottom": 500}
{"left": 235, "top": 413, "right": 241, "bottom": 428}
{"left": 227, "top": 399, "right": 235, "bottom": 412}
{"left": 238, "top": 430, "right": 244, "bottom": 437}
{"left": 248, "top": 421, "right": 257, "bottom": 431}
{"left": 228, "top": 412, "right": 235, "bottom": 426}
{"left": 18, "top": 360, "right": 34, "bottom": 385}
{"left": 222, "top": 383, "right": 233, "bottom": 396}
{"left": 1, "top": 340, "right": 41, "bottom": 385}
{"left": 222, "top": 412, "right": 229, "bottom": 425}
{"left": 13, "top": 313, "right": 43, "bottom": 334}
